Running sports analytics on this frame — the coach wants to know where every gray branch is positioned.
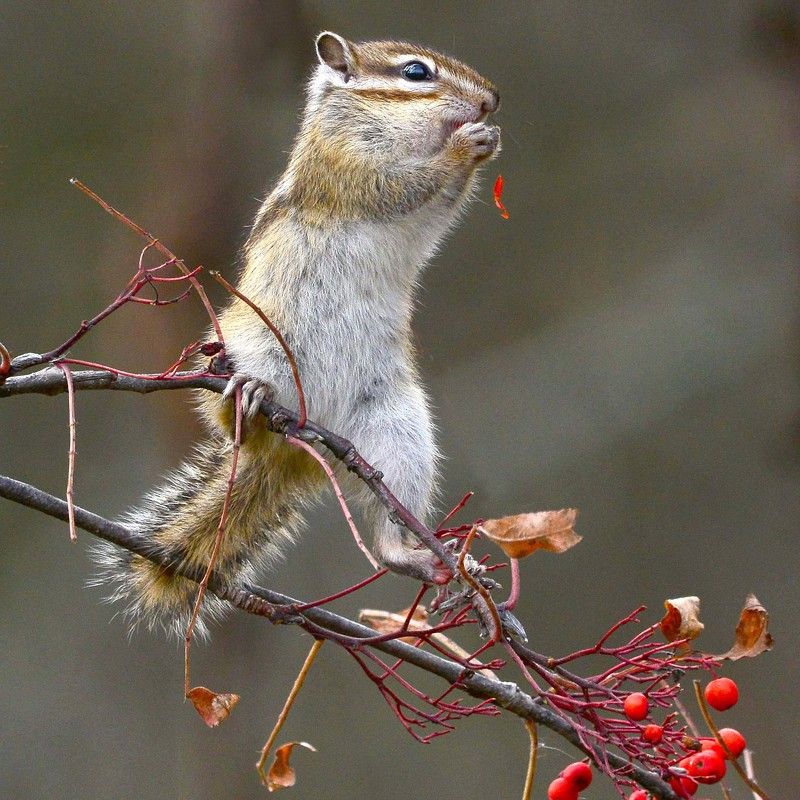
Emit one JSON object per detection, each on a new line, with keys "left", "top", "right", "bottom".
{"left": 0, "top": 366, "right": 454, "bottom": 568}
{"left": 0, "top": 367, "right": 676, "bottom": 799}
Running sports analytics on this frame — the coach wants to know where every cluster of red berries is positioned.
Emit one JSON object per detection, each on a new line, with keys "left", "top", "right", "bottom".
{"left": 623, "top": 678, "right": 744, "bottom": 799}
{"left": 546, "top": 678, "right": 744, "bottom": 799}
{"left": 547, "top": 762, "right": 592, "bottom": 800}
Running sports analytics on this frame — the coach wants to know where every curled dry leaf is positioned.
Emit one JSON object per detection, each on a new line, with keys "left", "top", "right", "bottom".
{"left": 266, "top": 741, "right": 316, "bottom": 792}
{"left": 480, "top": 508, "right": 581, "bottom": 559}
{"left": 660, "top": 596, "right": 704, "bottom": 653}
{"left": 186, "top": 685, "right": 240, "bottom": 728}
{"left": 717, "top": 593, "right": 773, "bottom": 660}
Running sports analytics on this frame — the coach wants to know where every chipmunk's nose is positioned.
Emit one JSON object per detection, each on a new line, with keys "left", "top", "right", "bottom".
{"left": 481, "top": 88, "right": 500, "bottom": 114}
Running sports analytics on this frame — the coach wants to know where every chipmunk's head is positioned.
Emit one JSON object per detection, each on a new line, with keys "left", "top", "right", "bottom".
{"left": 307, "top": 32, "right": 499, "bottom": 158}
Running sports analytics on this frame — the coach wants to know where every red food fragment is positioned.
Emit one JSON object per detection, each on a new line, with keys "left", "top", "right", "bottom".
{"left": 629, "top": 791, "right": 650, "bottom": 800}
{"left": 623, "top": 692, "right": 649, "bottom": 721}
{"left": 493, "top": 174, "right": 510, "bottom": 219}
{"left": 704, "top": 677, "right": 739, "bottom": 711}
{"left": 560, "top": 761, "right": 592, "bottom": 790}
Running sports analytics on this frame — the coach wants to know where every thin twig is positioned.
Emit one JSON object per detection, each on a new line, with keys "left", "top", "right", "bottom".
{"left": 692, "top": 680, "right": 770, "bottom": 800}
{"left": 256, "top": 639, "right": 325, "bottom": 785}
{"left": 69, "top": 178, "right": 225, "bottom": 347}
{"left": 457, "top": 525, "right": 502, "bottom": 642}
{"left": 296, "top": 569, "right": 388, "bottom": 611}
{"left": 211, "top": 271, "right": 307, "bottom": 427}
{"left": 287, "top": 434, "right": 378, "bottom": 569}
{"left": 505, "top": 557, "right": 521, "bottom": 610}
{"left": 25, "top": 265, "right": 195, "bottom": 371}
{"left": 183, "top": 385, "right": 243, "bottom": 696}
{"left": 56, "top": 363, "right": 77, "bottom": 542}
{"left": 437, "top": 491, "right": 474, "bottom": 529}
{"left": 522, "top": 720, "right": 538, "bottom": 800}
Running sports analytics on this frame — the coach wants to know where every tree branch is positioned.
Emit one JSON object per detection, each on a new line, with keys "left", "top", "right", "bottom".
{"left": 0, "top": 472, "right": 676, "bottom": 799}
{"left": 0, "top": 366, "right": 456, "bottom": 569}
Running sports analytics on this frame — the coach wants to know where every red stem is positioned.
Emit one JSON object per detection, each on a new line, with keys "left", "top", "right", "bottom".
{"left": 436, "top": 491, "right": 474, "bottom": 529}
{"left": 505, "top": 557, "right": 520, "bottom": 610}
{"left": 295, "top": 569, "right": 388, "bottom": 611}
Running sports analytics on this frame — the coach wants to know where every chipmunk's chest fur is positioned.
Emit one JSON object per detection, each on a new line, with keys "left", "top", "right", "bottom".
{"left": 224, "top": 206, "right": 456, "bottom": 431}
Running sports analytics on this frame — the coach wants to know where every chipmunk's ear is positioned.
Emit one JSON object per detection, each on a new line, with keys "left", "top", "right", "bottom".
{"left": 316, "top": 32, "right": 355, "bottom": 80}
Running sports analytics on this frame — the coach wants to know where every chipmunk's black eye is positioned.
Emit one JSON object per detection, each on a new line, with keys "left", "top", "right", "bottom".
{"left": 402, "top": 61, "right": 432, "bottom": 81}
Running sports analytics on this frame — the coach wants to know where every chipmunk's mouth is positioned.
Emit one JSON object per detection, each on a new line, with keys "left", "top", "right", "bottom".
{"left": 444, "top": 110, "right": 487, "bottom": 136}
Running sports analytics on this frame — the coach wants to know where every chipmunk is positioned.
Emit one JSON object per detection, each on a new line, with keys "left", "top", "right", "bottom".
{"left": 94, "top": 32, "right": 500, "bottom": 636}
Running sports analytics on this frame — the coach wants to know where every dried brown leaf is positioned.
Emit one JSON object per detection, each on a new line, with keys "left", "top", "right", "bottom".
{"left": 359, "top": 606, "right": 429, "bottom": 643}
{"left": 267, "top": 741, "right": 316, "bottom": 792}
{"left": 358, "top": 608, "right": 498, "bottom": 679}
{"left": 717, "top": 593, "right": 773, "bottom": 660}
{"left": 480, "top": 509, "right": 581, "bottom": 559}
{"left": 661, "top": 596, "right": 704, "bottom": 653}
{"left": 186, "top": 686, "right": 240, "bottom": 728}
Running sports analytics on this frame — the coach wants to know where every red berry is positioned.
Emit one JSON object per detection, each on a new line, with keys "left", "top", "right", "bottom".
{"left": 623, "top": 692, "right": 649, "bottom": 721}
{"left": 560, "top": 761, "right": 593, "bottom": 790}
{"left": 669, "top": 774, "right": 698, "bottom": 798}
{"left": 547, "top": 777, "right": 579, "bottom": 800}
{"left": 642, "top": 724, "right": 663, "bottom": 744}
{"left": 628, "top": 791, "right": 650, "bottom": 800}
{"left": 684, "top": 749, "right": 727, "bottom": 784}
{"left": 696, "top": 737, "right": 726, "bottom": 760}
{"left": 717, "top": 727, "right": 747, "bottom": 758}
{"left": 698, "top": 728, "right": 746, "bottom": 760}
{"left": 704, "top": 677, "right": 739, "bottom": 711}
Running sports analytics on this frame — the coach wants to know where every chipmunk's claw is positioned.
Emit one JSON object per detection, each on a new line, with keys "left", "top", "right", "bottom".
{"left": 223, "top": 372, "right": 274, "bottom": 420}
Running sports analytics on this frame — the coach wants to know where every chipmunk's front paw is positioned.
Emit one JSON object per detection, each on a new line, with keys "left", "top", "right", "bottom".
{"left": 449, "top": 122, "right": 501, "bottom": 162}
{"left": 222, "top": 372, "right": 274, "bottom": 422}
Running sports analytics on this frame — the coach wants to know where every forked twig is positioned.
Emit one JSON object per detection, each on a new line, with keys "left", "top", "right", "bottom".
{"left": 70, "top": 178, "right": 225, "bottom": 347}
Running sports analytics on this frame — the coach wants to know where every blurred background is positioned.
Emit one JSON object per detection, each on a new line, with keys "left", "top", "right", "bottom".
{"left": 1, "top": 2, "right": 797, "bottom": 797}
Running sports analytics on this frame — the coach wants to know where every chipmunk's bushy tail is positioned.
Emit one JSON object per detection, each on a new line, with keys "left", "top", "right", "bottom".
{"left": 91, "top": 434, "right": 321, "bottom": 638}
